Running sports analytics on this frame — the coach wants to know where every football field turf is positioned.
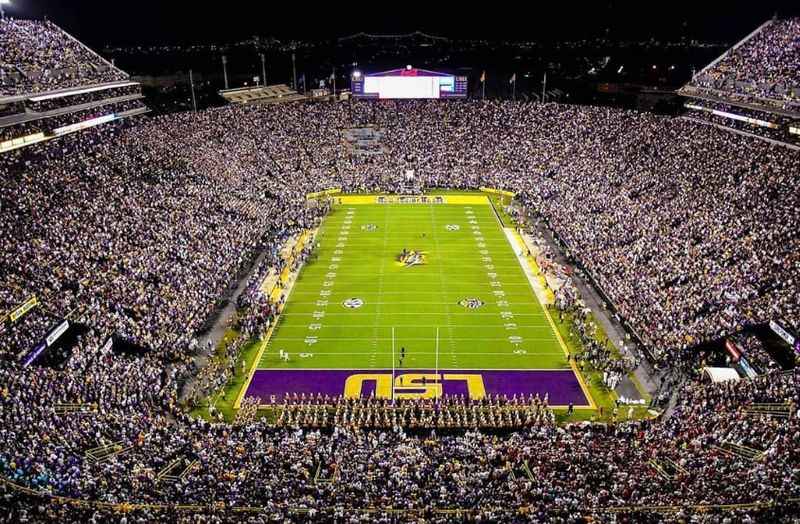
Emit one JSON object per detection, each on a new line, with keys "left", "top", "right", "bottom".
{"left": 241, "top": 195, "right": 592, "bottom": 407}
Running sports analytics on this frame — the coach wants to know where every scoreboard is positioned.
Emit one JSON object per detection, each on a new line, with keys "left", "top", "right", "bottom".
{"left": 352, "top": 67, "right": 467, "bottom": 99}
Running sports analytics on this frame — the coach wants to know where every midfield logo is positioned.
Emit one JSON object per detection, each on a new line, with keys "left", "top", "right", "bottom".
{"left": 397, "top": 249, "right": 426, "bottom": 267}
{"left": 342, "top": 298, "right": 364, "bottom": 309}
{"left": 445, "top": 224, "right": 460, "bottom": 231}
{"left": 458, "top": 298, "right": 485, "bottom": 309}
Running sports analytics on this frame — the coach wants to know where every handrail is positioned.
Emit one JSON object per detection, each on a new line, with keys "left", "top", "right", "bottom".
{"left": 2, "top": 476, "right": 798, "bottom": 516}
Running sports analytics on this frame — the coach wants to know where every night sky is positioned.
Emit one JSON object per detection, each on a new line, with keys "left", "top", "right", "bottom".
{"left": 3, "top": 0, "right": 800, "bottom": 46}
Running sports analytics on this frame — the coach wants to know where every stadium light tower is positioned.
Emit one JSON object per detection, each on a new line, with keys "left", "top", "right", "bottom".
{"left": 260, "top": 53, "right": 267, "bottom": 87}
{"left": 291, "top": 52, "right": 297, "bottom": 91}
{"left": 0, "top": 0, "right": 11, "bottom": 20}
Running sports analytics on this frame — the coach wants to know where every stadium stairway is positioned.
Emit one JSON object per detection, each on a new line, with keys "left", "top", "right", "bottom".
{"left": 179, "top": 249, "right": 271, "bottom": 404}
{"left": 85, "top": 441, "right": 133, "bottom": 464}
{"left": 714, "top": 442, "right": 766, "bottom": 462}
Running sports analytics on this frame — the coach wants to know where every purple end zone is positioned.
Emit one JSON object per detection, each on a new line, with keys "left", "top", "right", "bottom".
{"left": 245, "top": 369, "right": 589, "bottom": 406}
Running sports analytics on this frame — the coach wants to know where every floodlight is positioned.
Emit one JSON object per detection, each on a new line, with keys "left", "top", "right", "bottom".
{"left": 0, "top": 0, "right": 10, "bottom": 19}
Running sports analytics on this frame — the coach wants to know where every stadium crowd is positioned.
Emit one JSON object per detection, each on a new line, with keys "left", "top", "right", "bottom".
{"left": 0, "top": 19, "right": 128, "bottom": 96}
{"left": 686, "top": 17, "right": 800, "bottom": 107}
{"left": 2, "top": 17, "right": 800, "bottom": 519}
{"left": 1, "top": 106, "right": 326, "bottom": 365}
{"left": 0, "top": 340, "right": 797, "bottom": 520}
{"left": 4, "top": 100, "right": 798, "bottom": 368}
{"left": 1, "top": 98, "right": 798, "bottom": 520}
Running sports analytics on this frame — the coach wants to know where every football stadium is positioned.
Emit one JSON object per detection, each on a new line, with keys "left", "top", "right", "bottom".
{"left": 1, "top": 3, "right": 799, "bottom": 522}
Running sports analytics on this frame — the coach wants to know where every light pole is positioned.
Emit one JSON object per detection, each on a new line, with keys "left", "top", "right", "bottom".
{"left": 0, "top": 0, "right": 11, "bottom": 20}
{"left": 260, "top": 53, "right": 267, "bottom": 86}
{"left": 222, "top": 55, "right": 229, "bottom": 90}
{"left": 291, "top": 52, "right": 297, "bottom": 91}
{"left": 189, "top": 69, "right": 197, "bottom": 112}
{"left": 541, "top": 71, "right": 547, "bottom": 104}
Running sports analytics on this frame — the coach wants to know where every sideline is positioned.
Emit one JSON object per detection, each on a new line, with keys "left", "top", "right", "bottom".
{"left": 232, "top": 229, "right": 317, "bottom": 409}
{"left": 503, "top": 227, "right": 597, "bottom": 410}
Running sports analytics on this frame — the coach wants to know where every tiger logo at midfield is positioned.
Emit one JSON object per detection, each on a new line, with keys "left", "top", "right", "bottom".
{"left": 397, "top": 249, "right": 426, "bottom": 267}
{"left": 458, "top": 298, "right": 485, "bottom": 309}
{"left": 343, "top": 298, "right": 364, "bottom": 309}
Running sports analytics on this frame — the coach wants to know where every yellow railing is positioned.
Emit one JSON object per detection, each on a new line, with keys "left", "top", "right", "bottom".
{"left": 2, "top": 476, "right": 797, "bottom": 516}
{"left": 305, "top": 187, "right": 341, "bottom": 200}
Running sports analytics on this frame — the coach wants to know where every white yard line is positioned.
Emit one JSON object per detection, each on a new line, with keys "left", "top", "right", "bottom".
{"left": 260, "top": 351, "right": 566, "bottom": 356}
{"left": 323, "top": 248, "right": 517, "bottom": 253}
{"left": 281, "top": 312, "right": 547, "bottom": 316}
{"left": 430, "top": 204, "right": 461, "bottom": 368}
{"left": 273, "top": 337, "right": 559, "bottom": 341}
{"left": 273, "top": 324, "right": 552, "bottom": 329}
{"left": 315, "top": 282, "right": 534, "bottom": 287}
{"left": 369, "top": 206, "right": 391, "bottom": 368}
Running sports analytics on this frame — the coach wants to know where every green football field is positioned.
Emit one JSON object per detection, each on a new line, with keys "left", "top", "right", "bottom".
{"left": 257, "top": 199, "right": 569, "bottom": 372}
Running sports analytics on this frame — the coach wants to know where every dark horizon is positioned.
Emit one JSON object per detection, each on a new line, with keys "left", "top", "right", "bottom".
{"left": 2, "top": 0, "right": 800, "bottom": 47}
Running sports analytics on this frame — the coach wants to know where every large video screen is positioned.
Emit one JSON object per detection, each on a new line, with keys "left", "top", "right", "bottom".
{"left": 353, "top": 68, "right": 467, "bottom": 99}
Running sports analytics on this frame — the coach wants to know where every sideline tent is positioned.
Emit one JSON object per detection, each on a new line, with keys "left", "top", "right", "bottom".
{"left": 702, "top": 367, "right": 741, "bottom": 383}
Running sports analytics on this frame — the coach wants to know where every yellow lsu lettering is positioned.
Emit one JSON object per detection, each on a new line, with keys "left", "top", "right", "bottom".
{"left": 394, "top": 374, "right": 441, "bottom": 399}
{"left": 343, "top": 373, "right": 486, "bottom": 400}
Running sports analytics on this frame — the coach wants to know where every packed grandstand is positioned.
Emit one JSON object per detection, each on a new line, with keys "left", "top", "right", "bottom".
{"left": 0, "top": 15, "right": 799, "bottom": 524}
{"left": 682, "top": 17, "right": 800, "bottom": 109}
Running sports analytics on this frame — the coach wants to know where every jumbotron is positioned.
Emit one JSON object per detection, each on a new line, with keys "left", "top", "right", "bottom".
{"left": 1, "top": 14, "right": 799, "bottom": 524}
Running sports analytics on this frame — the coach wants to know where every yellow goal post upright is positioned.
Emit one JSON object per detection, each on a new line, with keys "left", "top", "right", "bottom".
{"left": 480, "top": 187, "right": 516, "bottom": 208}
